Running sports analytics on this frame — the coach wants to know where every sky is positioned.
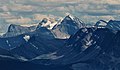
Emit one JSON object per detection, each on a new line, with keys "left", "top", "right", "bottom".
{"left": 0, "top": 0, "right": 120, "bottom": 33}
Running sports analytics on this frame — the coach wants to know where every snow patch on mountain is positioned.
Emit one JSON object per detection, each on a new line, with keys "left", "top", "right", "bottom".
{"left": 32, "top": 52, "right": 64, "bottom": 60}
{"left": 23, "top": 35, "right": 30, "bottom": 42}
{"left": 39, "top": 18, "right": 59, "bottom": 30}
{"left": 30, "top": 43, "right": 38, "bottom": 49}
{"left": 6, "top": 40, "right": 11, "bottom": 47}
{"left": 65, "top": 12, "right": 74, "bottom": 20}
{"left": 14, "top": 55, "right": 28, "bottom": 61}
{"left": 0, "top": 55, "right": 15, "bottom": 59}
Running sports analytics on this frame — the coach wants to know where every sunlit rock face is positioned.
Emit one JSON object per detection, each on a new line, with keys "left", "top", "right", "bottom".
{"left": 52, "top": 15, "right": 85, "bottom": 39}
{"left": 2, "top": 24, "right": 36, "bottom": 37}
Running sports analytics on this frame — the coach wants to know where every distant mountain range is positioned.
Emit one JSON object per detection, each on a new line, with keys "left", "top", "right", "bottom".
{"left": 1, "top": 14, "right": 85, "bottom": 39}
{"left": 0, "top": 14, "right": 120, "bottom": 70}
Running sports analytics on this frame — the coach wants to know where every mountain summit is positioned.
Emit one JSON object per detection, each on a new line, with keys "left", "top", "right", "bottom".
{"left": 52, "top": 14, "right": 85, "bottom": 39}
{"left": 2, "top": 24, "right": 36, "bottom": 37}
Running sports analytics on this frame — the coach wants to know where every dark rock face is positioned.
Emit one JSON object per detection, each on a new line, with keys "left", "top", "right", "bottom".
{"left": 0, "top": 59, "right": 73, "bottom": 70}
{"left": 0, "top": 35, "right": 26, "bottom": 50}
{"left": 106, "top": 20, "right": 120, "bottom": 31}
{"left": 95, "top": 20, "right": 120, "bottom": 31}
{"left": 69, "top": 28, "right": 120, "bottom": 70}
{"left": 54, "top": 28, "right": 115, "bottom": 64}
{"left": 36, "top": 26, "right": 55, "bottom": 39}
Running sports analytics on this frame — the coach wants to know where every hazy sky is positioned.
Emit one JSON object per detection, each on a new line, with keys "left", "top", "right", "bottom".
{"left": 0, "top": 0, "right": 120, "bottom": 33}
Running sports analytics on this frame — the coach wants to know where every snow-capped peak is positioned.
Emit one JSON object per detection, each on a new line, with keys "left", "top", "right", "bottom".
{"left": 94, "top": 20, "right": 108, "bottom": 27}
{"left": 65, "top": 12, "right": 74, "bottom": 20}
{"left": 38, "top": 18, "right": 58, "bottom": 30}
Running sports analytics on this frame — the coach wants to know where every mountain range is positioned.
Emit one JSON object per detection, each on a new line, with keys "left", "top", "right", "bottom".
{"left": 0, "top": 14, "right": 120, "bottom": 70}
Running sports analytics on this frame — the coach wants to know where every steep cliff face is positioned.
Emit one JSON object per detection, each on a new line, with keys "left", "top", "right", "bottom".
{"left": 52, "top": 15, "right": 85, "bottom": 39}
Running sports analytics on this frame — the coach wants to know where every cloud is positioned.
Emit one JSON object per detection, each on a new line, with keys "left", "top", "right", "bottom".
{"left": 30, "top": 0, "right": 79, "bottom": 2}
{"left": 6, "top": 17, "right": 32, "bottom": 24}
{"left": 78, "top": 0, "right": 120, "bottom": 4}
{"left": 107, "top": 4, "right": 120, "bottom": 10}
{"left": 0, "top": 0, "right": 120, "bottom": 33}
{"left": 33, "top": 14, "right": 48, "bottom": 20}
{"left": 112, "top": 10, "right": 120, "bottom": 14}
{"left": 1, "top": 4, "right": 35, "bottom": 12}
{"left": 105, "top": 0, "right": 120, "bottom": 4}
{"left": 1, "top": 6, "right": 9, "bottom": 12}
{"left": 0, "top": 12, "right": 16, "bottom": 19}
{"left": 81, "top": 15, "right": 115, "bottom": 25}
{"left": 83, "top": 11, "right": 115, "bottom": 16}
